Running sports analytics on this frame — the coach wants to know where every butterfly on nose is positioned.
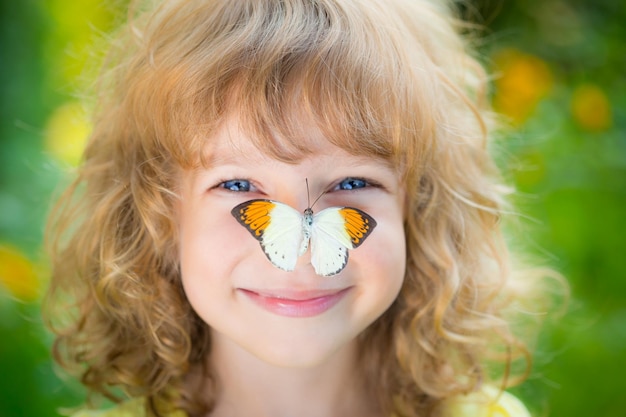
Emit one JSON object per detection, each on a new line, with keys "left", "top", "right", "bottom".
{"left": 231, "top": 200, "right": 376, "bottom": 277}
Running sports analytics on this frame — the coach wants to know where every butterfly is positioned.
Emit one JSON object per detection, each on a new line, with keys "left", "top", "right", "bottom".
{"left": 231, "top": 199, "right": 377, "bottom": 276}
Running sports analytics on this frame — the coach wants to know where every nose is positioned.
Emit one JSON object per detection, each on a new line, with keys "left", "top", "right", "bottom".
{"left": 272, "top": 181, "right": 315, "bottom": 212}
{"left": 294, "top": 244, "right": 313, "bottom": 271}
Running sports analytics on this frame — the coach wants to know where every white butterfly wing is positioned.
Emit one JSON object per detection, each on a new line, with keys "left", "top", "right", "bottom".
{"left": 261, "top": 202, "right": 305, "bottom": 271}
{"left": 310, "top": 207, "right": 378, "bottom": 276}
{"left": 231, "top": 200, "right": 303, "bottom": 271}
{"left": 310, "top": 208, "right": 352, "bottom": 276}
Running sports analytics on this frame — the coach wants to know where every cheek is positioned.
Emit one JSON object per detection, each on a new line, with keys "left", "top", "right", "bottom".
{"left": 355, "top": 189, "right": 407, "bottom": 288}
{"left": 178, "top": 206, "right": 260, "bottom": 325}
{"left": 356, "top": 216, "right": 406, "bottom": 292}
{"left": 179, "top": 207, "right": 250, "bottom": 286}
{"left": 371, "top": 211, "right": 406, "bottom": 267}
{"left": 345, "top": 217, "right": 405, "bottom": 331}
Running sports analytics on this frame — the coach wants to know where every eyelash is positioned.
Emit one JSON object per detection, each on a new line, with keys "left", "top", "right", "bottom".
{"left": 216, "top": 177, "right": 378, "bottom": 193}
{"left": 332, "top": 177, "right": 372, "bottom": 191}
{"left": 217, "top": 179, "right": 254, "bottom": 192}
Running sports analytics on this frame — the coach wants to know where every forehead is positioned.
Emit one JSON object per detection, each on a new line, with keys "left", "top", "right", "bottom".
{"left": 202, "top": 115, "right": 393, "bottom": 170}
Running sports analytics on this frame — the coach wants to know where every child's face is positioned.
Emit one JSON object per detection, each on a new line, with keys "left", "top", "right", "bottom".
{"left": 177, "top": 117, "right": 406, "bottom": 368}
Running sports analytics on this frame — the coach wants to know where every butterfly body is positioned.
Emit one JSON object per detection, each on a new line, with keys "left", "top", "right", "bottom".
{"left": 299, "top": 208, "right": 314, "bottom": 255}
{"left": 231, "top": 199, "right": 376, "bottom": 276}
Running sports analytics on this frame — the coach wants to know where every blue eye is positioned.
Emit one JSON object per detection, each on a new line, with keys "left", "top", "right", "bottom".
{"left": 220, "top": 179, "right": 251, "bottom": 192}
{"left": 337, "top": 178, "right": 368, "bottom": 190}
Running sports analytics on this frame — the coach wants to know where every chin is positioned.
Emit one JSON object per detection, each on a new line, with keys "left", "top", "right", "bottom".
{"left": 242, "top": 333, "right": 356, "bottom": 369}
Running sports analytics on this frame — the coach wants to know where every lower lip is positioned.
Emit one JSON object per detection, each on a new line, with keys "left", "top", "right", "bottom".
{"left": 239, "top": 288, "right": 352, "bottom": 318}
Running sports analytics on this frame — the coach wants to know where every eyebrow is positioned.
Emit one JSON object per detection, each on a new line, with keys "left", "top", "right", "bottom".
{"left": 199, "top": 140, "right": 261, "bottom": 167}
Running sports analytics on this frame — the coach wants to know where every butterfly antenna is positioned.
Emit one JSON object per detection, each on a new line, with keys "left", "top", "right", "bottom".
{"left": 306, "top": 178, "right": 311, "bottom": 208}
{"left": 306, "top": 178, "right": 326, "bottom": 209}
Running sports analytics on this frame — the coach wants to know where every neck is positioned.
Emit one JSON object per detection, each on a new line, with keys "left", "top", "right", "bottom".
{"left": 204, "top": 333, "right": 381, "bottom": 417}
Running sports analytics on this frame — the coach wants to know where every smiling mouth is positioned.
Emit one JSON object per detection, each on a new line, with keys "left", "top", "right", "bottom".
{"left": 238, "top": 287, "right": 352, "bottom": 318}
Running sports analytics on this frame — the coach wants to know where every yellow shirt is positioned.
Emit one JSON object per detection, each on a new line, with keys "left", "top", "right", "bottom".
{"left": 72, "top": 386, "right": 530, "bottom": 417}
{"left": 442, "top": 386, "right": 531, "bottom": 417}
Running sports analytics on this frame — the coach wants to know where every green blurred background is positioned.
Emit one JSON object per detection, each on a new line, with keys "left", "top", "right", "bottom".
{"left": 0, "top": 0, "right": 624, "bottom": 416}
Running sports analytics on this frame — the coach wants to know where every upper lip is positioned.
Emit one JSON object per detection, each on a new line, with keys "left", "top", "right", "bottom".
{"left": 238, "top": 287, "right": 352, "bottom": 301}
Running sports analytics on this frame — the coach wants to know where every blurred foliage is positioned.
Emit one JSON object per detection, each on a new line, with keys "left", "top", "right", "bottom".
{"left": 0, "top": 0, "right": 624, "bottom": 416}
{"left": 470, "top": 1, "right": 626, "bottom": 416}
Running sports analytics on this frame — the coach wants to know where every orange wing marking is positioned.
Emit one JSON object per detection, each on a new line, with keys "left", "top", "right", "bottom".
{"left": 339, "top": 208, "right": 377, "bottom": 247}
{"left": 232, "top": 200, "right": 275, "bottom": 238}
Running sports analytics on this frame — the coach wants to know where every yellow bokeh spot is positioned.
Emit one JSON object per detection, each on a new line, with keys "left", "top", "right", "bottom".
{"left": 45, "top": 101, "right": 91, "bottom": 166}
{"left": 492, "top": 48, "right": 553, "bottom": 125}
{"left": 571, "top": 84, "right": 612, "bottom": 132}
{"left": 0, "top": 244, "right": 40, "bottom": 302}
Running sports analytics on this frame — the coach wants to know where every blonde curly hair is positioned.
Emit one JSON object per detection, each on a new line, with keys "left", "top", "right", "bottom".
{"left": 45, "top": 0, "right": 548, "bottom": 416}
